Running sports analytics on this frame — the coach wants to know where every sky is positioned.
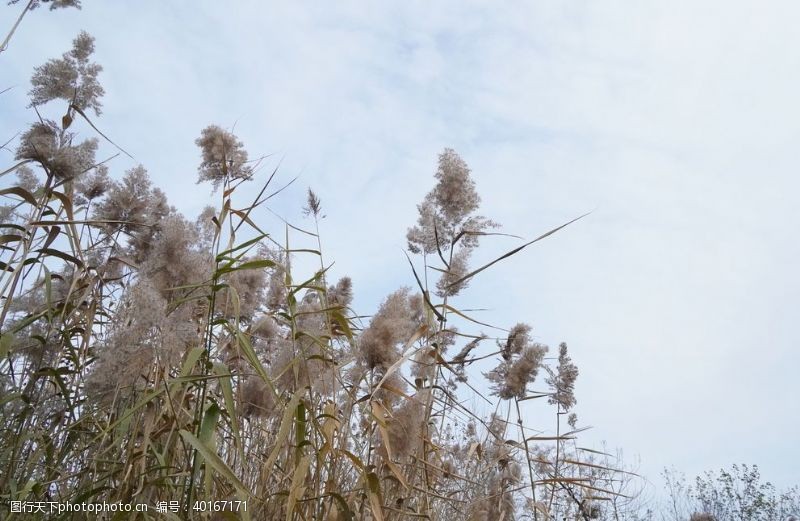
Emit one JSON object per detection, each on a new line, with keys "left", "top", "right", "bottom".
{"left": 2, "top": 0, "right": 799, "bottom": 494}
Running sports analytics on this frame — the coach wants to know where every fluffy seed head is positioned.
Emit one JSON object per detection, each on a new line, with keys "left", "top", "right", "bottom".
{"left": 488, "top": 336, "right": 548, "bottom": 400}
{"left": 15, "top": 121, "right": 98, "bottom": 180}
{"left": 93, "top": 165, "right": 171, "bottom": 259}
{"left": 407, "top": 148, "right": 496, "bottom": 255}
{"left": 303, "top": 188, "right": 322, "bottom": 218}
{"left": 195, "top": 125, "right": 252, "bottom": 188}
{"left": 77, "top": 164, "right": 110, "bottom": 200}
{"left": 359, "top": 288, "right": 421, "bottom": 371}
{"left": 547, "top": 342, "right": 579, "bottom": 411}
{"left": 10, "top": 0, "right": 81, "bottom": 10}
{"left": 15, "top": 165, "right": 40, "bottom": 192}
{"left": 501, "top": 323, "right": 532, "bottom": 359}
{"left": 28, "top": 31, "right": 103, "bottom": 114}
{"left": 328, "top": 276, "right": 353, "bottom": 308}
{"left": 435, "top": 248, "right": 471, "bottom": 297}
{"left": 386, "top": 391, "right": 428, "bottom": 461}
{"left": 241, "top": 377, "right": 275, "bottom": 418}
{"left": 689, "top": 514, "right": 716, "bottom": 521}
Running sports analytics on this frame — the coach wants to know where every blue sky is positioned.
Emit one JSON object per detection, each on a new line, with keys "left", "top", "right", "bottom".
{"left": 2, "top": 0, "right": 799, "bottom": 492}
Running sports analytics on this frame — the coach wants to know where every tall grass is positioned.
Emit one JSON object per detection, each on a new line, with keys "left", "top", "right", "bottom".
{"left": 0, "top": 8, "right": 642, "bottom": 521}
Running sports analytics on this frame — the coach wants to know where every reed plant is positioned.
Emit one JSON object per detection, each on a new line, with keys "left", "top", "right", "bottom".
{"left": 1, "top": 7, "right": 639, "bottom": 520}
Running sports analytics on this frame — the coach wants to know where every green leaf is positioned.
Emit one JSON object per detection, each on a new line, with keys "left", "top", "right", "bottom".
{"left": 226, "top": 324, "right": 278, "bottom": 401}
{"left": 213, "top": 362, "right": 242, "bottom": 455}
{"left": 179, "top": 430, "right": 248, "bottom": 494}
{"left": 0, "top": 332, "right": 14, "bottom": 358}
{"left": 180, "top": 346, "right": 206, "bottom": 378}
{"left": 199, "top": 403, "right": 221, "bottom": 447}
{"left": 215, "top": 233, "right": 268, "bottom": 262}
{"left": 263, "top": 388, "right": 303, "bottom": 475}
{"left": 216, "top": 258, "right": 275, "bottom": 277}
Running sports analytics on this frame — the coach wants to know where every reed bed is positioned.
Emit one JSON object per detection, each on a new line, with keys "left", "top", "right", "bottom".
{"left": 0, "top": 5, "right": 724, "bottom": 521}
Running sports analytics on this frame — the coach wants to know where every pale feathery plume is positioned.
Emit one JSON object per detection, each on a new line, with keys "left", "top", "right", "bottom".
{"left": 547, "top": 342, "right": 579, "bottom": 411}
{"left": 369, "top": 370, "right": 406, "bottom": 408}
{"left": 466, "top": 424, "right": 521, "bottom": 521}
{"left": 435, "top": 247, "right": 471, "bottom": 297}
{"left": 159, "top": 302, "right": 200, "bottom": 359}
{"left": 269, "top": 335, "right": 309, "bottom": 393}
{"left": 501, "top": 323, "right": 532, "bottom": 360}
{"left": 48, "top": 0, "right": 81, "bottom": 8}
{"left": 15, "top": 121, "right": 98, "bottom": 180}
{"left": 221, "top": 314, "right": 281, "bottom": 374}
{"left": 93, "top": 165, "right": 160, "bottom": 227}
{"left": 410, "top": 346, "right": 435, "bottom": 383}
{"left": 9, "top": 0, "right": 81, "bottom": 10}
{"left": 5, "top": 267, "right": 84, "bottom": 365}
{"left": 76, "top": 164, "right": 110, "bottom": 201}
{"left": 83, "top": 247, "right": 116, "bottom": 281}
{"left": 358, "top": 287, "right": 421, "bottom": 372}
{"left": 451, "top": 334, "right": 486, "bottom": 366}
{"left": 0, "top": 205, "right": 14, "bottom": 223}
{"left": 28, "top": 31, "right": 103, "bottom": 114}
{"left": 487, "top": 412, "right": 506, "bottom": 440}
{"left": 465, "top": 421, "right": 477, "bottom": 439}
{"left": 501, "top": 460, "right": 522, "bottom": 487}
{"left": 432, "top": 148, "right": 480, "bottom": 224}
{"left": 303, "top": 188, "right": 322, "bottom": 218}
{"left": 327, "top": 276, "right": 353, "bottom": 308}
{"left": 406, "top": 148, "right": 496, "bottom": 255}
{"left": 269, "top": 289, "right": 337, "bottom": 396}
{"left": 450, "top": 333, "right": 486, "bottom": 383}
{"left": 138, "top": 214, "right": 211, "bottom": 297}
{"left": 195, "top": 205, "right": 217, "bottom": 247}
{"left": 689, "top": 514, "right": 717, "bottom": 521}
{"left": 533, "top": 446, "right": 556, "bottom": 476}
{"left": 261, "top": 246, "right": 288, "bottom": 312}
{"left": 326, "top": 277, "right": 353, "bottom": 341}
{"left": 586, "top": 504, "right": 603, "bottom": 519}
{"left": 265, "top": 267, "right": 286, "bottom": 311}
{"left": 385, "top": 390, "right": 429, "bottom": 462}
{"left": 15, "top": 165, "right": 40, "bottom": 192}
{"left": 436, "top": 325, "right": 457, "bottom": 346}
{"left": 405, "top": 199, "right": 438, "bottom": 254}
{"left": 16, "top": 121, "right": 58, "bottom": 164}
{"left": 293, "top": 291, "right": 327, "bottom": 348}
{"left": 410, "top": 327, "right": 453, "bottom": 383}
{"left": 467, "top": 474, "right": 517, "bottom": 521}
{"left": 240, "top": 377, "right": 275, "bottom": 419}
{"left": 567, "top": 412, "right": 578, "bottom": 429}
{"left": 93, "top": 165, "right": 171, "bottom": 260}
{"left": 86, "top": 279, "right": 170, "bottom": 402}
{"left": 408, "top": 291, "right": 431, "bottom": 329}
{"left": 219, "top": 258, "right": 267, "bottom": 319}
{"left": 249, "top": 314, "right": 280, "bottom": 343}
{"left": 487, "top": 342, "right": 548, "bottom": 400}
{"left": 195, "top": 125, "right": 252, "bottom": 189}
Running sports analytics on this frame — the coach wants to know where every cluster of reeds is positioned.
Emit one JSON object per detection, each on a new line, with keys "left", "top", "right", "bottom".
{"left": 0, "top": 5, "right": 641, "bottom": 520}
{"left": 660, "top": 466, "right": 800, "bottom": 521}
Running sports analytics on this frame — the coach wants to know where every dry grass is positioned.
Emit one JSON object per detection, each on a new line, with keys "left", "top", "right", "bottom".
{"left": 0, "top": 7, "right": 652, "bottom": 521}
